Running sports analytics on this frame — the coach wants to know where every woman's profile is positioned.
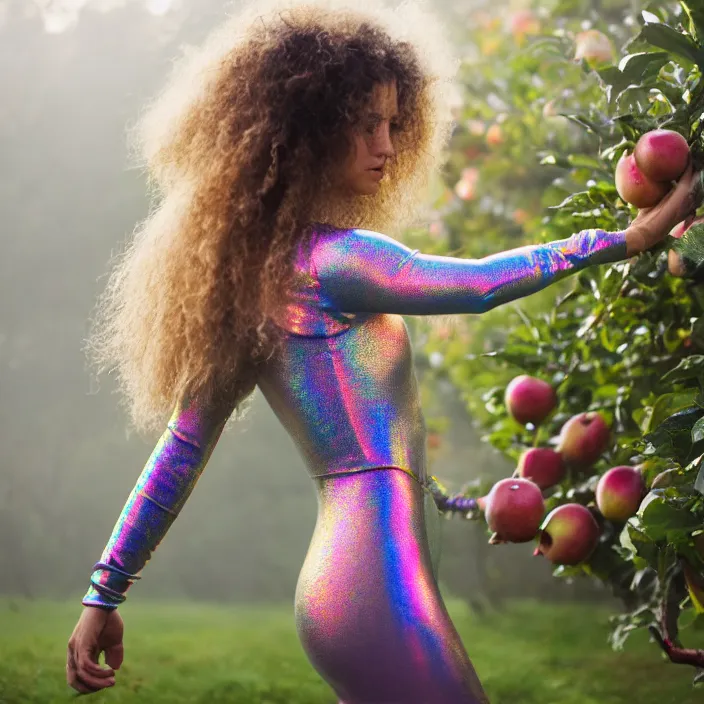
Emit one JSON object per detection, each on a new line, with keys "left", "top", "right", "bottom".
{"left": 65, "top": 1, "right": 702, "bottom": 702}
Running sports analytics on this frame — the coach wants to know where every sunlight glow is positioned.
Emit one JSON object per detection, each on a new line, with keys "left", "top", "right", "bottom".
{"left": 22, "top": 0, "right": 179, "bottom": 34}
{"left": 145, "top": 0, "right": 174, "bottom": 16}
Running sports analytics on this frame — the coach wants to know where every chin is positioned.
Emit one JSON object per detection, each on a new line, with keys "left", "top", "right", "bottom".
{"left": 353, "top": 183, "right": 381, "bottom": 197}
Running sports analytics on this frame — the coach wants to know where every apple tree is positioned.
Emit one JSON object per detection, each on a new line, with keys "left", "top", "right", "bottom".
{"left": 414, "top": 0, "right": 704, "bottom": 683}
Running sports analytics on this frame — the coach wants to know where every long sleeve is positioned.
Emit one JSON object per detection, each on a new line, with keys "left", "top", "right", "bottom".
{"left": 81, "top": 391, "right": 235, "bottom": 610}
{"left": 312, "top": 227, "right": 628, "bottom": 315}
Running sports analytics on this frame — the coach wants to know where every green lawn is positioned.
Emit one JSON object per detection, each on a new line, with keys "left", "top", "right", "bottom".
{"left": 0, "top": 597, "right": 701, "bottom": 703}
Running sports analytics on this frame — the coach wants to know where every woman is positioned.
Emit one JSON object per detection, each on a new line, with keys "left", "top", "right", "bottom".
{"left": 65, "top": 1, "right": 702, "bottom": 702}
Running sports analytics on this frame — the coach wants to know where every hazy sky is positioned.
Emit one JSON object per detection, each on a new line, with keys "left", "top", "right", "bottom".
{"left": 6, "top": 0, "right": 180, "bottom": 34}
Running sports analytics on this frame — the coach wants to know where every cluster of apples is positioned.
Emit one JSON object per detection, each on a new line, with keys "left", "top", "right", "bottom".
{"left": 476, "top": 375, "right": 646, "bottom": 567}
{"left": 615, "top": 129, "right": 703, "bottom": 278}
{"left": 615, "top": 129, "right": 690, "bottom": 209}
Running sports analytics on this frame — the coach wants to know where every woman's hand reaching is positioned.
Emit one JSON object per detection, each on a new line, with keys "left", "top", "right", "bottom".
{"left": 66, "top": 606, "right": 123, "bottom": 694}
{"left": 625, "top": 160, "right": 704, "bottom": 257}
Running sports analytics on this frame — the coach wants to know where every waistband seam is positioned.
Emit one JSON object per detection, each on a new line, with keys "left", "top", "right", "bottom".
{"left": 313, "top": 465, "right": 427, "bottom": 487}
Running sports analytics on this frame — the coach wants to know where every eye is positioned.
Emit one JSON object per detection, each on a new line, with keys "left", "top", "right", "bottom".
{"left": 390, "top": 122, "right": 402, "bottom": 133}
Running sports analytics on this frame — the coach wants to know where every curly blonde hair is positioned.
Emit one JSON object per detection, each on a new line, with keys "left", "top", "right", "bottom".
{"left": 86, "top": 0, "right": 459, "bottom": 435}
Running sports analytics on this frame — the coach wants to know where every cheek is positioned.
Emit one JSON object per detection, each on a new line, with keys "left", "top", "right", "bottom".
{"left": 350, "top": 135, "right": 368, "bottom": 169}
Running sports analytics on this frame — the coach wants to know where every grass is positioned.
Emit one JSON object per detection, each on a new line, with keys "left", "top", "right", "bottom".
{"left": 0, "top": 596, "right": 702, "bottom": 703}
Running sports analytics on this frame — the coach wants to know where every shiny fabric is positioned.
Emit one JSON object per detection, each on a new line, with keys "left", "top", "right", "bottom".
{"left": 82, "top": 393, "right": 237, "bottom": 608}
{"left": 83, "top": 224, "right": 627, "bottom": 703}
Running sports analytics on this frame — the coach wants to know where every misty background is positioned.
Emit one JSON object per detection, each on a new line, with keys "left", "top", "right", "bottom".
{"left": 0, "top": 0, "right": 612, "bottom": 611}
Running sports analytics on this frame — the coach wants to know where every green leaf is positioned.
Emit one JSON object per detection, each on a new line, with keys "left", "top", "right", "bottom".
{"left": 639, "top": 495, "right": 700, "bottom": 542}
{"left": 547, "top": 190, "right": 595, "bottom": 211}
{"left": 661, "top": 356, "right": 704, "bottom": 384}
{"left": 601, "top": 51, "right": 672, "bottom": 105}
{"left": 644, "top": 405, "right": 704, "bottom": 459}
{"left": 646, "top": 391, "right": 701, "bottom": 433}
{"left": 559, "top": 113, "right": 611, "bottom": 136}
{"left": 681, "top": 1, "right": 704, "bottom": 44}
{"left": 638, "top": 22, "right": 704, "bottom": 67}
{"left": 692, "top": 416, "right": 704, "bottom": 443}
{"left": 617, "top": 51, "right": 671, "bottom": 83}
{"left": 566, "top": 154, "right": 604, "bottom": 170}
{"left": 625, "top": 522, "right": 660, "bottom": 569}
{"left": 696, "top": 463, "right": 704, "bottom": 496}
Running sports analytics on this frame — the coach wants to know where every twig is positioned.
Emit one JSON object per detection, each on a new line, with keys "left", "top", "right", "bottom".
{"left": 425, "top": 475, "right": 483, "bottom": 519}
{"left": 648, "top": 563, "right": 704, "bottom": 669}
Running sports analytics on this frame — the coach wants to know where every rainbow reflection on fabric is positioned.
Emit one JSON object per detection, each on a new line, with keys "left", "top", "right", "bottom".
{"left": 83, "top": 224, "right": 627, "bottom": 702}
{"left": 82, "top": 397, "right": 230, "bottom": 609}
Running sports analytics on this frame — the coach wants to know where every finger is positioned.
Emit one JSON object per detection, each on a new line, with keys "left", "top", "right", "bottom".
{"left": 680, "top": 171, "right": 703, "bottom": 219}
{"left": 78, "top": 656, "right": 114, "bottom": 679}
{"left": 66, "top": 647, "right": 80, "bottom": 684}
{"left": 81, "top": 646, "right": 115, "bottom": 677}
{"left": 67, "top": 668, "right": 100, "bottom": 695}
{"left": 77, "top": 654, "right": 116, "bottom": 689}
{"left": 83, "top": 656, "right": 115, "bottom": 678}
{"left": 104, "top": 643, "right": 124, "bottom": 671}
{"left": 665, "top": 167, "right": 699, "bottom": 219}
{"left": 75, "top": 666, "right": 115, "bottom": 692}
{"left": 670, "top": 165, "right": 695, "bottom": 197}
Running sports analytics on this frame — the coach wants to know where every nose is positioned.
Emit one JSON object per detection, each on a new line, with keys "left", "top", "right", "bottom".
{"left": 375, "top": 123, "right": 395, "bottom": 159}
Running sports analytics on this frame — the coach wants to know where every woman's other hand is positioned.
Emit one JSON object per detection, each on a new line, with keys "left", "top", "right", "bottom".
{"left": 66, "top": 606, "right": 124, "bottom": 693}
{"left": 625, "top": 161, "right": 704, "bottom": 256}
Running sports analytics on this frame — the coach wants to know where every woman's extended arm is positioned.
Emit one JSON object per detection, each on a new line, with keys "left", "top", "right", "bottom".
{"left": 313, "top": 227, "right": 628, "bottom": 316}
{"left": 81, "top": 389, "right": 238, "bottom": 610}
{"left": 313, "top": 165, "right": 702, "bottom": 316}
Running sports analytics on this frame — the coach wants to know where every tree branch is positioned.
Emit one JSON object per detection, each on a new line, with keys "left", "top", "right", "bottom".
{"left": 648, "top": 563, "right": 704, "bottom": 669}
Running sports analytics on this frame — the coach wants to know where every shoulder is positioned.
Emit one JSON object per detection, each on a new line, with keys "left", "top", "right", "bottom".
{"left": 311, "top": 225, "right": 412, "bottom": 266}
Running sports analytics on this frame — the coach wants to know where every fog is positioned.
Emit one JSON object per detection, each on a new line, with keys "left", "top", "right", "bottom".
{"left": 0, "top": 0, "right": 610, "bottom": 611}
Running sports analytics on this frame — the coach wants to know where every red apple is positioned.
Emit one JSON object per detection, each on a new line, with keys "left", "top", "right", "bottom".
{"left": 517, "top": 447, "right": 566, "bottom": 490}
{"left": 668, "top": 215, "right": 704, "bottom": 277}
{"left": 557, "top": 411, "right": 610, "bottom": 468}
{"left": 505, "top": 375, "right": 557, "bottom": 426}
{"left": 615, "top": 152, "right": 670, "bottom": 208}
{"left": 512, "top": 208, "right": 530, "bottom": 226}
{"left": 574, "top": 29, "right": 614, "bottom": 66}
{"left": 634, "top": 129, "right": 690, "bottom": 183}
{"left": 484, "top": 478, "right": 545, "bottom": 543}
{"left": 669, "top": 215, "right": 704, "bottom": 239}
{"left": 486, "top": 124, "right": 504, "bottom": 147}
{"left": 595, "top": 466, "right": 645, "bottom": 522}
{"left": 454, "top": 167, "right": 480, "bottom": 201}
{"left": 534, "top": 503, "right": 600, "bottom": 565}
{"left": 668, "top": 249, "right": 688, "bottom": 277}
{"left": 508, "top": 9, "right": 540, "bottom": 38}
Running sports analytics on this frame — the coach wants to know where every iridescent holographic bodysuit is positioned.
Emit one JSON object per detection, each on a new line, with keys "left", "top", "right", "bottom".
{"left": 82, "top": 224, "right": 628, "bottom": 704}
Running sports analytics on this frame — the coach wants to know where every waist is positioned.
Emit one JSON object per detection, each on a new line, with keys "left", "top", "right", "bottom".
{"left": 314, "top": 463, "right": 425, "bottom": 486}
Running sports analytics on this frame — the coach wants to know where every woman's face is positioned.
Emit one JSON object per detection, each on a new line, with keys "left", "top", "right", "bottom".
{"left": 337, "top": 81, "right": 399, "bottom": 196}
